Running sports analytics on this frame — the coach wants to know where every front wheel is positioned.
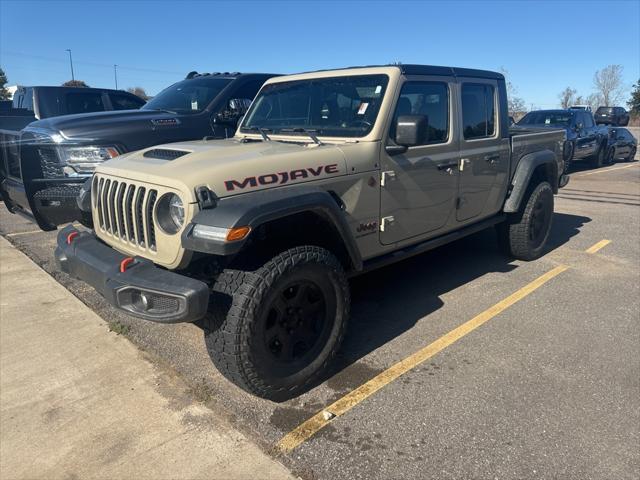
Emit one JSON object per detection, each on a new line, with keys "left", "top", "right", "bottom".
{"left": 497, "top": 181, "right": 554, "bottom": 261}
{"left": 204, "top": 246, "right": 350, "bottom": 401}
{"left": 625, "top": 147, "right": 637, "bottom": 162}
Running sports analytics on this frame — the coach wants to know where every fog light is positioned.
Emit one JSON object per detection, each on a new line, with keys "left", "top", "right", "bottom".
{"left": 133, "top": 291, "right": 150, "bottom": 311}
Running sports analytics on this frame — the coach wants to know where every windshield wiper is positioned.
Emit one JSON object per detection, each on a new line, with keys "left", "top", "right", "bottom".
{"left": 146, "top": 108, "right": 179, "bottom": 115}
{"left": 280, "top": 127, "right": 323, "bottom": 145}
{"left": 243, "top": 126, "right": 272, "bottom": 141}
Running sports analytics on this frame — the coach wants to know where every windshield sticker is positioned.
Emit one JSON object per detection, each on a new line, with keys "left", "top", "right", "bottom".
{"left": 375, "top": 85, "right": 382, "bottom": 94}
{"left": 191, "top": 101, "right": 198, "bottom": 110}
{"left": 358, "top": 102, "right": 369, "bottom": 115}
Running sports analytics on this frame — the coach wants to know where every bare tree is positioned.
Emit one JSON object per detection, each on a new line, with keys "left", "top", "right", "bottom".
{"left": 593, "top": 64, "right": 625, "bottom": 106}
{"left": 500, "top": 67, "right": 526, "bottom": 116}
{"left": 586, "top": 93, "right": 602, "bottom": 112}
{"left": 558, "top": 87, "right": 577, "bottom": 109}
{"left": 127, "top": 87, "right": 149, "bottom": 101}
{"left": 62, "top": 80, "right": 89, "bottom": 87}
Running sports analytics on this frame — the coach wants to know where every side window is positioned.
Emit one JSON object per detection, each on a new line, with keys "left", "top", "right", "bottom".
{"left": 390, "top": 81, "right": 449, "bottom": 145}
{"left": 110, "top": 93, "right": 145, "bottom": 110}
{"left": 461, "top": 84, "right": 495, "bottom": 139}
{"left": 65, "top": 92, "right": 105, "bottom": 114}
{"left": 583, "top": 113, "right": 594, "bottom": 128}
{"left": 232, "top": 79, "right": 264, "bottom": 103}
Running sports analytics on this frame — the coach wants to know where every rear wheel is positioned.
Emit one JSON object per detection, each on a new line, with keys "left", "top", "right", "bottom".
{"left": 590, "top": 143, "right": 607, "bottom": 168}
{"left": 204, "top": 246, "right": 350, "bottom": 401}
{"left": 498, "top": 181, "right": 554, "bottom": 261}
{"left": 606, "top": 146, "right": 616, "bottom": 164}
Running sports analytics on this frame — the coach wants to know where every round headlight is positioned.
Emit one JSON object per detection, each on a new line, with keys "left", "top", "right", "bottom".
{"left": 156, "top": 193, "right": 184, "bottom": 234}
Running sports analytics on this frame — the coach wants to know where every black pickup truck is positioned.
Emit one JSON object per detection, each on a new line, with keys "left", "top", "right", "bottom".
{"left": 1, "top": 86, "right": 146, "bottom": 130}
{"left": 0, "top": 72, "right": 277, "bottom": 230}
{"left": 517, "top": 109, "right": 608, "bottom": 169}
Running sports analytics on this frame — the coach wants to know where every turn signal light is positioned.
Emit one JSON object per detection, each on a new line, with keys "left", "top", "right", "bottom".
{"left": 66, "top": 231, "right": 79, "bottom": 244}
{"left": 226, "top": 226, "right": 251, "bottom": 242}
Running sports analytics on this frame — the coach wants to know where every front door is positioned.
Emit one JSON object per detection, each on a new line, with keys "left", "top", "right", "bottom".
{"left": 456, "top": 80, "right": 509, "bottom": 222}
{"left": 379, "top": 76, "right": 459, "bottom": 245}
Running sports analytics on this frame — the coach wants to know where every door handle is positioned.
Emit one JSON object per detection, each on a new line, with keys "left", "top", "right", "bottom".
{"left": 437, "top": 161, "right": 458, "bottom": 171}
{"left": 484, "top": 154, "right": 500, "bottom": 163}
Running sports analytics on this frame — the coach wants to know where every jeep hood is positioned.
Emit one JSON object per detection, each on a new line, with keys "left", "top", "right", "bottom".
{"left": 96, "top": 139, "right": 348, "bottom": 202}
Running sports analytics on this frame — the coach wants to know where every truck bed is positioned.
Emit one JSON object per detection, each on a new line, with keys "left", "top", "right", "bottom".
{"left": 509, "top": 125, "right": 566, "bottom": 178}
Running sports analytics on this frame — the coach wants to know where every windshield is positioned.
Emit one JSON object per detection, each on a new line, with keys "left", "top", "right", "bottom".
{"left": 241, "top": 74, "right": 389, "bottom": 137}
{"left": 518, "top": 111, "right": 574, "bottom": 126}
{"left": 596, "top": 107, "right": 614, "bottom": 114}
{"left": 142, "top": 78, "right": 231, "bottom": 114}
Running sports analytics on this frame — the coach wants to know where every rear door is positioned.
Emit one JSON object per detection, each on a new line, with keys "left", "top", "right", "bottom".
{"left": 379, "top": 75, "right": 459, "bottom": 244}
{"left": 455, "top": 80, "right": 509, "bottom": 222}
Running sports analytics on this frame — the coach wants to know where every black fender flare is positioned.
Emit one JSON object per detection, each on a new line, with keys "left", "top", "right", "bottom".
{"left": 503, "top": 150, "right": 558, "bottom": 213}
{"left": 182, "top": 186, "right": 363, "bottom": 271}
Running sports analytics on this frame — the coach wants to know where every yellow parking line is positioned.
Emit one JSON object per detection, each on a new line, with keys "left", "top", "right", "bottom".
{"left": 585, "top": 239, "right": 611, "bottom": 254}
{"left": 577, "top": 164, "right": 638, "bottom": 177}
{"left": 275, "top": 264, "right": 569, "bottom": 453}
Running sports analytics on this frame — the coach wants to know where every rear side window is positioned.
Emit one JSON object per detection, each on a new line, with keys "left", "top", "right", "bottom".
{"left": 12, "top": 89, "right": 34, "bottom": 112}
{"left": 462, "top": 84, "right": 495, "bottom": 139}
{"left": 65, "top": 92, "right": 105, "bottom": 114}
{"left": 109, "top": 93, "right": 145, "bottom": 110}
{"left": 391, "top": 81, "right": 449, "bottom": 144}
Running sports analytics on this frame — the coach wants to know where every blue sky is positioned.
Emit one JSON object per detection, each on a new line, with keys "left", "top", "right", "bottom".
{"left": 1, "top": 0, "right": 639, "bottom": 108}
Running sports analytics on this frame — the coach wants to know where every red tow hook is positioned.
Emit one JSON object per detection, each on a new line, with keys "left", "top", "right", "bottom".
{"left": 120, "top": 257, "right": 135, "bottom": 273}
{"left": 66, "top": 231, "right": 79, "bottom": 245}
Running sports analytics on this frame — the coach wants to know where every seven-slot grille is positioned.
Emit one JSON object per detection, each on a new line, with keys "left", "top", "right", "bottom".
{"left": 93, "top": 175, "right": 158, "bottom": 251}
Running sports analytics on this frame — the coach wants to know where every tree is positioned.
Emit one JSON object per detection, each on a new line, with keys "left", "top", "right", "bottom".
{"left": 593, "top": 64, "right": 625, "bottom": 106}
{"left": 500, "top": 67, "right": 526, "bottom": 116}
{"left": 62, "top": 80, "right": 89, "bottom": 87}
{"left": 558, "top": 87, "right": 577, "bottom": 109}
{"left": 586, "top": 93, "right": 602, "bottom": 112}
{"left": 127, "top": 87, "right": 149, "bottom": 101}
{"left": 0, "top": 67, "right": 10, "bottom": 100}
{"left": 627, "top": 79, "right": 640, "bottom": 116}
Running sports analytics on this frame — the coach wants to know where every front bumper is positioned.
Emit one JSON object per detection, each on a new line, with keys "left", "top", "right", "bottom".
{"left": 55, "top": 225, "right": 209, "bottom": 323}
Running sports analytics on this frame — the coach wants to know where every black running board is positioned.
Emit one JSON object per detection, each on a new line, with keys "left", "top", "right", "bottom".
{"left": 355, "top": 214, "right": 506, "bottom": 277}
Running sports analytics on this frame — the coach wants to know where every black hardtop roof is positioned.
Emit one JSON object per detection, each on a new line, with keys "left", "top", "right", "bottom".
{"left": 298, "top": 64, "right": 504, "bottom": 80}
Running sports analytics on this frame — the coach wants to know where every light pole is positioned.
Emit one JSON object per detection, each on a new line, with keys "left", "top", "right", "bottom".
{"left": 114, "top": 64, "right": 118, "bottom": 90}
{"left": 65, "top": 49, "right": 75, "bottom": 81}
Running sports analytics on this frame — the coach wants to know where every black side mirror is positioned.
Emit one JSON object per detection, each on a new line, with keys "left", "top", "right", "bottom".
{"left": 574, "top": 122, "right": 584, "bottom": 131}
{"left": 215, "top": 98, "right": 252, "bottom": 126}
{"left": 395, "top": 115, "right": 428, "bottom": 146}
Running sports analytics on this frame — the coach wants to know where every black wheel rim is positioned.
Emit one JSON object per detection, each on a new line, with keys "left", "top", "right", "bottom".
{"left": 529, "top": 193, "right": 551, "bottom": 247}
{"left": 261, "top": 280, "right": 331, "bottom": 368}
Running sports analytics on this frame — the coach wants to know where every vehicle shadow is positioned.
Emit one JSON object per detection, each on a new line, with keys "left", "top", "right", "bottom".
{"left": 315, "top": 212, "right": 591, "bottom": 397}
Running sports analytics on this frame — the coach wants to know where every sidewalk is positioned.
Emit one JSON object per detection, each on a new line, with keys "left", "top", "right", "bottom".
{"left": 0, "top": 236, "right": 294, "bottom": 480}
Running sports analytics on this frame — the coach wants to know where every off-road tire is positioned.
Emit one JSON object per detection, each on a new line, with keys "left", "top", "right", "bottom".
{"left": 203, "top": 246, "right": 350, "bottom": 401}
{"left": 498, "top": 181, "right": 554, "bottom": 261}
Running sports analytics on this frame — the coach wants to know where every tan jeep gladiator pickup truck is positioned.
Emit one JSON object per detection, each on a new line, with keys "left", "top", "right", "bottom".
{"left": 56, "top": 65, "right": 568, "bottom": 400}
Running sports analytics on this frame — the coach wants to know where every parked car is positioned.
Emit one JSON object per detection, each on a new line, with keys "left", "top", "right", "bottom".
{"left": 594, "top": 106, "right": 630, "bottom": 126}
{"left": 56, "top": 64, "right": 568, "bottom": 400}
{"left": 0, "top": 72, "right": 277, "bottom": 230}
{"left": 569, "top": 105, "right": 592, "bottom": 112}
{"left": 1, "top": 86, "right": 146, "bottom": 131}
{"left": 606, "top": 127, "right": 637, "bottom": 162}
{"left": 517, "top": 109, "right": 608, "bottom": 168}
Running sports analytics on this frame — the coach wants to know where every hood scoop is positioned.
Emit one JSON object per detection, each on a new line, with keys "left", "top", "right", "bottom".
{"left": 143, "top": 149, "right": 190, "bottom": 161}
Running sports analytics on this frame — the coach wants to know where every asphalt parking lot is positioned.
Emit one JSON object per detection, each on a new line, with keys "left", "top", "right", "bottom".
{"left": 1, "top": 150, "right": 639, "bottom": 479}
